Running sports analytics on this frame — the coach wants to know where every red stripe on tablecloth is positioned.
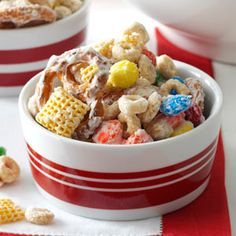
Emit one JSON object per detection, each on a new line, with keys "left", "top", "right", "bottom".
{"left": 30, "top": 158, "right": 213, "bottom": 209}
{"left": 156, "top": 28, "right": 231, "bottom": 236}
{"left": 0, "top": 70, "right": 41, "bottom": 86}
{"left": 0, "top": 29, "right": 86, "bottom": 64}
{"left": 26, "top": 139, "right": 217, "bottom": 180}
{"left": 28, "top": 147, "right": 216, "bottom": 188}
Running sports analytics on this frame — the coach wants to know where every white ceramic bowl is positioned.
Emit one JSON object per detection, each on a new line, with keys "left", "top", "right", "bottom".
{"left": 125, "top": 0, "right": 236, "bottom": 64}
{"left": 19, "top": 61, "right": 223, "bottom": 220}
{"left": 0, "top": 0, "right": 90, "bottom": 97}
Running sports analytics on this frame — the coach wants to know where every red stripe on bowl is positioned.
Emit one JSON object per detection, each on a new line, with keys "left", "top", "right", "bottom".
{"left": 0, "top": 70, "right": 41, "bottom": 86}
{"left": 28, "top": 147, "right": 216, "bottom": 188}
{"left": 0, "top": 28, "right": 86, "bottom": 64}
{"left": 30, "top": 159, "right": 213, "bottom": 209}
{"left": 27, "top": 139, "right": 217, "bottom": 179}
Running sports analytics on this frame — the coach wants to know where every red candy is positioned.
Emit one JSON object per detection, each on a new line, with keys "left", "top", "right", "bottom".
{"left": 126, "top": 129, "right": 153, "bottom": 144}
{"left": 142, "top": 48, "right": 156, "bottom": 65}
{"left": 185, "top": 103, "right": 204, "bottom": 127}
{"left": 92, "top": 120, "right": 123, "bottom": 144}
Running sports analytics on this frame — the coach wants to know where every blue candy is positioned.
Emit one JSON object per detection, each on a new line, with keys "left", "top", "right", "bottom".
{"left": 160, "top": 95, "right": 192, "bottom": 116}
{"left": 171, "top": 76, "right": 185, "bottom": 84}
{"left": 170, "top": 89, "right": 177, "bottom": 95}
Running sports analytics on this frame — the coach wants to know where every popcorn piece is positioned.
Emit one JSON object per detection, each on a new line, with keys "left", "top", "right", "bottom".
{"left": 54, "top": 5, "right": 72, "bottom": 19}
{"left": 138, "top": 54, "right": 156, "bottom": 84}
{"left": 108, "top": 60, "right": 139, "bottom": 89}
{"left": 59, "top": 0, "right": 83, "bottom": 13}
{"left": 25, "top": 207, "right": 54, "bottom": 225}
{"left": 0, "top": 199, "right": 24, "bottom": 224}
{"left": 92, "top": 120, "right": 123, "bottom": 144}
{"left": 0, "top": 0, "right": 57, "bottom": 29}
{"left": 125, "top": 129, "right": 153, "bottom": 144}
{"left": 36, "top": 87, "right": 90, "bottom": 138}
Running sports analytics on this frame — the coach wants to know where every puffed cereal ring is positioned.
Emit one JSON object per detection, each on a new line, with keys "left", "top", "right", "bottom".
{"left": 122, "top": 22, "right": 149, "bottom": 46}
{"left": 125, "top": 129, "right": 153, "bottom": 144}
{"left": 145, "top": 116, "right": 173, "bottom": 140}
{"left": 138, "top": 55, "right": 156, "bottom": 84}
{"left": 118, "top": 95, "right": 148, "bottom": 115}
{"left": 25, "top": 207, "right": 54, "bottom": 225}
{"left": 112, "top": 42, "right": 142, "bottom": 63}
{"left": 126, "top": 84, "right": 157, "bottom": 99}
{"left": 139, "top": 92, "right": 162, "bottom": 124}
{"left": 92, "top": 120, "right": 123, "bottom": 144}
{"left": 171, "top": 120, "right": 194, "bottom": 137}
{"left": 108, "top": 60, "right": 139, "bottom": 89}
{"left": 159, "top": 79, "right": 190, "bottom": 96}
{"left": 118, "top": 113, "right": 141, "bottom": 135}
{"left": 93, "top": 39, "right": 115, "bottom": 59}
{"left": 156, "top": 54, "right": 177, "bottom": 79}
{"left": 0, "top": 156, "right": 20, "bottom": 184}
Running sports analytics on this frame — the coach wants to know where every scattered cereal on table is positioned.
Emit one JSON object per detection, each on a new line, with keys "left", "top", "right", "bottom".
{"left": 0, "top": 199, "right": 24, "bottom": 224}
{"left": 0, "top": 155, "right": 20, "bottom": 184}
{"left": 25, "top": 207, "right": 54, "bottom": 225}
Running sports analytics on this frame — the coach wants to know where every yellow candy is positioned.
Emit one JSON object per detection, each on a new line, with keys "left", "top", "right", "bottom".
{"left": 0, "top": 199, "right": 24, "bottom": 224}
{"left": 171, "top": 120, "right": 194, "bottom": 137}
{"left": 107, "top": 60, "right": 139, "bottom": 89}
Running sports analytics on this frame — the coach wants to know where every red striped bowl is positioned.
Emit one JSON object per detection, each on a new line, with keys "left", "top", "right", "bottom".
{"left": 0, "top": 0, "right": 90, "bottom": 97}
{"left": 19, "top": 61, "right": 223, "bottom": 220}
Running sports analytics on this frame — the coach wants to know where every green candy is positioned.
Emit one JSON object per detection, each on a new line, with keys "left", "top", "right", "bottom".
{"left": 0, "top": 146, "right": 6, "bottom": 156}
{"left": 155, "top": 70, "right": 166, "bottom": 86}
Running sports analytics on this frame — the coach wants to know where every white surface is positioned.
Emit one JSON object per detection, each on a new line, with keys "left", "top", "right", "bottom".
{"left": 125, "top": 0, "right": 236, "bottom": 64}
{"left": 0, "top": 0, "right": 235, "bottom": 235}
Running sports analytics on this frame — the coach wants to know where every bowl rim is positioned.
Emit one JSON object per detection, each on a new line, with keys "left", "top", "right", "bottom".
{"left": 0, "top": 0, "right": 91, "bottom": 33}
{"left": 19, "top": 60, "right": 223, "bottom": 149}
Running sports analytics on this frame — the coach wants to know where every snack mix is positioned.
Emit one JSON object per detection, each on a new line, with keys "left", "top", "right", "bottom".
{"left": 0, "top": 0, "right": 84, "bottom": 28}
{"left": 28, "top": 22, "right": 206, "bottom": 145}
